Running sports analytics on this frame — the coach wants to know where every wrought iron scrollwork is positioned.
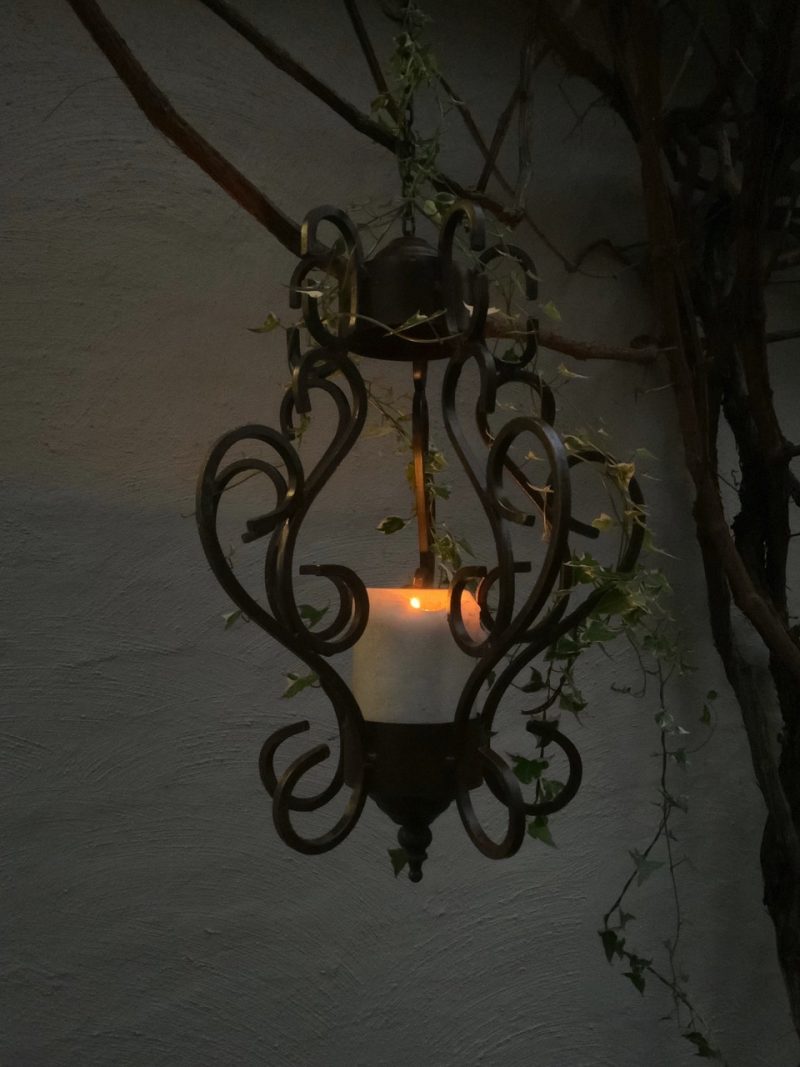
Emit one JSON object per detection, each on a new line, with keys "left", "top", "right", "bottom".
{"left": 437, "top": 204, "right": 645, "bottom": 858}
{"left": 196, "top": 344, "right": 369, "bottom": 854}
{"left": 197, "top": 198, "right": 645, "bottom": 877}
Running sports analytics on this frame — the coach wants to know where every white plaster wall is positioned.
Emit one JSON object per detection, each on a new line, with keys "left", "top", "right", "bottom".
{"left": 3, "top": 2, "right": 798, "bottom": 1064}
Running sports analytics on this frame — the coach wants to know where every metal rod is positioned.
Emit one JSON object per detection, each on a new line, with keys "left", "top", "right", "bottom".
{"left": 412, "top": 359, "right": 435, "bottom": 586}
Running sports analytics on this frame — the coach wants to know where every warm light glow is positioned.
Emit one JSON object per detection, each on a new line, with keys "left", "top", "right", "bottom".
{"left": 409, "top": 596, "right": 421, "bottom": 609}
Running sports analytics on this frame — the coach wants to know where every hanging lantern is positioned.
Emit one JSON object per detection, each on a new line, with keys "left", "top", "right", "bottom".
{"left": 196, "top": 200, "right": 644, "bottom": 881}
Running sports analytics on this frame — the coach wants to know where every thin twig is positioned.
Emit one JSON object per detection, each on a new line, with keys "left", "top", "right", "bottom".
{"left": 476, "top": 84, "right": 520, "bottom": 193}
{"left": 344, "top": 0, "right": 403, "bottom": 123}
{"left": 515, "top": 8, "right": 536, "bottom": 211}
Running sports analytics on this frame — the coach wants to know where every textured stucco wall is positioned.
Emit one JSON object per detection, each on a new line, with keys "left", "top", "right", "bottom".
{"left": 3, "top": 2, "right": 798, "bottom": 1065}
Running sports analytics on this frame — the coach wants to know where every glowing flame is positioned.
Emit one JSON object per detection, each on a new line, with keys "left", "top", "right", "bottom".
{"left": 409, "top": 596, "right": 421, "bottom": 610}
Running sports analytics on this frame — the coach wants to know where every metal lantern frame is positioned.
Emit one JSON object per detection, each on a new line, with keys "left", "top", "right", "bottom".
{"left": 196, "top": 200, "right": 645, "bottom": 881}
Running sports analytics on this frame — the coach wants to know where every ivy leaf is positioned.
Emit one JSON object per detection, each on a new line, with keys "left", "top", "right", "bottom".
{"left": 624, "top": 969, "right": 646, "bottom": 995}
{"left": 591, "top": 512, "right": 615, "bottom": 531}
{"left": 282, "top": 671, "right": 318, "bottom": 699}
{"left": 222, "top": 609, "right": 242, "bottom": 630}
{"left": 597, "top": 586, "right": 633, "bottom": 616}
{"left": 299, "top": 603, "right": 329, "bottom": 629}
{"left": 527, "top": 815, "right": 556, "bottom": 847}
{"left": 247, "top": 312, "right": 280, "bottom": 333}
{"left": 520, "top": 667, "right": 545, "bottom": 693}
{"left": 557, "top": 362, "right": 589, "bottom": 380}
{"left": 541, "top": 299, "right": 561, "bottom": 321}
{"left": 629, "top": 849, "right": 664, "bottom": 886}
{"left": 683, "top": 1031, "right": 722, "bottom": 1060}
{"left": 559, "top": 688, "right": 587, "bottom": 713}
{"left": 599, "top": 928, "right": 624, "bottom": 963}
{"left": 377, "top": 515, "right": 408, "bottom": 535}
{"left": 634, "top": 446, "right": 658, "bottom": 461}
{"left": 608, "top": 460, "right": 636, "bottom": 490}
{"left": 510, "top": 755, "right": 548, "bottom": 785}
{"left": 581, "top": 618, "right": 617, "bottom": 644}
{"left": 388, "top": 847, "right": 408, "bottom": 878}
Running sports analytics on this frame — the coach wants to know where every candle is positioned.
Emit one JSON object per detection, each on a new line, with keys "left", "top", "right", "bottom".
{"left": 352, "top": 588, "right": 483, "bottom": 724}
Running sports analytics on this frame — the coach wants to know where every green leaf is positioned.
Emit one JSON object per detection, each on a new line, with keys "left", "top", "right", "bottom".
{"left": 527, "top": 815, "right": 556, "bottom": 847}
{"left": 222, "top": 609, "right": 242, "bottom": 630}
{"left": 599, "top": 928, "right": 623, "bottom": 963}
{"left": 299, "top": 603, "right": 329, "bottom": 629}
{"left": 388, "top": 847, "right": 408, "bottom": 877}
{"left": 422, "top": 199, "right": 438, "bottom": 216}
{"left": 618, "top": 909, "right": 635, "bottom": 929}
{"left": 683, "top": 1031, "right": 722, "bottom": 1060}
{"left": 282, "top": 671, "right": 318, "bottom": 699}
{"left": 247, "top": 312, "right": 280, "bottom": 333}
{"left": 520, "top": 667, "right": 545, "bottom": 693}
{"left": 539, "top": 778, "right": 565, "bottom": 802}
{"left": 629, "top": 849, "right": 664, "bottom": 886}
{"left": 634, "top": 446, "right": 658, "bottom": 461}
{"left": 541, "top": 299, "right": 562, "bottom": 321}
{"left": 597, "top": 587, "right": 633, "bottom": 616}
{"left": 455, "top": 535, "right": 475, "bottom": 557}
{"left": 377, "top": 515, "right": 408, "bottom": 535}
{"left": 511, "top": 755, "right": 548, "bottom": 785}
{"left": 559, "top": 688, "right": 587, "bottom": 713}
{"left": 557, "top": 362, "right": 589, "bottom": 380}
{"left": 607, "top": 460, "right": 636, "bottom": 490}
{"left": 581, "top": 618, "right": 617, "bottom": 644}
{"left": 591, "top": 512, "right": 615, "bottom": 531}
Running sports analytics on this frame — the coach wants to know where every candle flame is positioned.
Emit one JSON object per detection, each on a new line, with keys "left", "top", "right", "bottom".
{"left": 409, "top": 596, "right": 421, "bottom": 610}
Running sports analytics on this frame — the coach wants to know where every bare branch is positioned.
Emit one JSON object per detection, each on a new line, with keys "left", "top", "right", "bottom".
{"left": 476, "top": 83, "right": 520, "bottom": 193}
{"left": 767, "top": 328, "right": 800, "bottom": 344}
{"left": 537, "top": 2, "right": 637, "bottom": 138}
{"left": 515, "top": 10, "right": 536, "bottom": 211}
{"left": 67, "top": 0, "right": 301, "bottom": 254}
{"left": 436, "top": 72, "right": 493, "bottom": 162}
{"left": 198, "top": 0, "right": 399, "bottom": 150}
{"left": 536, "top": 327, "right": 662, "bottom": 364}
{"left": 344, "top": 0, "right": 403, "bottom": 124}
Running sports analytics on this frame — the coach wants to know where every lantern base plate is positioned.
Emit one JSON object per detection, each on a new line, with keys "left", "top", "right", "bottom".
{"left": 345, "top": 718, "right": 485, "bottom": 881}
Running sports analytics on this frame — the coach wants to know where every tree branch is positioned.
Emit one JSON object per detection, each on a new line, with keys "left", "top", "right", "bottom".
{"left": 476, "top": 83, "right": 520, "bottom": 193}
{"left": 67, "top": 0, "right": 301, "bottom": 254}
{"left": 767, "top": 328, "right": 800, "bottom": 345}
{"left": 198, "top": 0, "right": 400, "bottom": 150}
{"left": 515, "top": 9, "right": 536, "bottom": 211}
{"left": 343, "top": 0, "right": 403, "bottom": 123}
{"left": 537, "top": 327, "right": 661, "bottom": 364}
